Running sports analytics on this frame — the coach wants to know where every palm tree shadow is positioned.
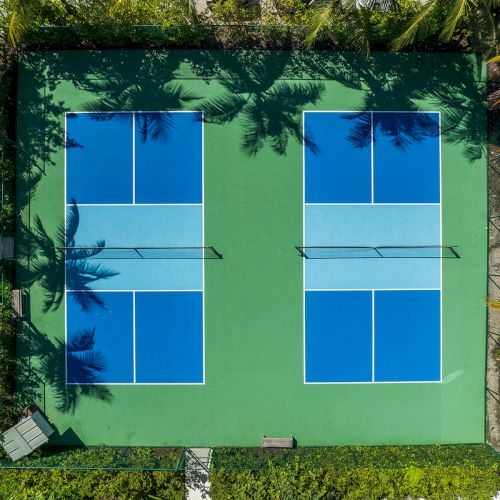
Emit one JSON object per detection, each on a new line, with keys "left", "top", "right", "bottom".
{"left": 16, "top": 322, "right": 113, "bottom": 415}
{"left": 342, "top": 111, "right": 440, "bottom": 151}
{"left": 307, "top": 52, "right": 486, "bottom": 161}
{"left": 42, "top": 328, "right": 112, "bottom": 414}
{"left": 78, "top": 52, "right": 201, "bottom": 144}
{"left": 21, "top": 200, "right": 118, "bottom": 313}
{"left": 199, "top": 51, "right": 324, "bottom": 156}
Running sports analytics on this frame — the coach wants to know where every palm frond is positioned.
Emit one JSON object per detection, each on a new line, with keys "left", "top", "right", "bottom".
{"left": 343, "top": 0, "right": 372, "bottom": 58}
{"left": 199, "top": 93, "right": 248, "bottom": 124}
{"left": 468, "top": 0, "right": 497, "bottom": 57}
{"left": 109, "top": 0, "right": 137, "bottom": 15}
{"left": 64, "top": 200, "right": 80, "bottom": 246}
{"left": 306, "top": 0, "right": 336, "bottom": 47}
{"left": 439, "top": 0, "right": 471, "bottom": 42}
{"left": 136, "top": 112, "right": 173, "bottom": 144}
{"left": 265, "top": 82, "right": 325, "bottom": 110}
{"left": 70, "top": 290, "right": 106, "bottom": 311}
{"left": 67, "top": 327, "right": 96, "bottom": 353}
{"left": 241, "top": 103, "right": 267, "bottom": 156}
{"left": 391, "top": 0, "right": 439, "bottom": 51}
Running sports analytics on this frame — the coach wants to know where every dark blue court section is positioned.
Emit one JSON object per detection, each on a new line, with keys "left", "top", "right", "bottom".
{"left": 135, "top": 292, "right": 203, "bottom": 383}
{"left": 305, "top": 291, "right": 372, "bottom": 383}
{"left": 66, "top": 113, "right": 133, "bottom": 204}
{"left": 66, "top": 292, "right": 134, "bottom": 384}
{"left": 135, "top": 112, "right": 203, "bottom": 204}
{"left": 374, "top": 290, "right": 441, "bottom": 382}
{"left": 305, "top": 112, "right": 371, "bottom": 203}
{"left": 373, "top": 112, "right": 440, "bottom": 203}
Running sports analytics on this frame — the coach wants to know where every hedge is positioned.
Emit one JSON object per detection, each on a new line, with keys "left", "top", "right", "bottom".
{"left": 210, "top": 445, "right": 500, "bottom": 499}
{"left": 0, "top": 468, "right": 185, "bottom": 500}
{"left": 0, "top": 447, "right": 185, "bottom": 499}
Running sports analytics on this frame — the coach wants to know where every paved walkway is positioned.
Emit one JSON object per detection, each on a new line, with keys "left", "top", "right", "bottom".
{"left": 185, "top": 448, "right": 212, "bottom": 500}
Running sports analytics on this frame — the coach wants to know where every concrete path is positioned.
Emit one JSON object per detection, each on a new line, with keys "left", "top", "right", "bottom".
{"left": 185, "top": 448, "right": 212, "bottom": 500}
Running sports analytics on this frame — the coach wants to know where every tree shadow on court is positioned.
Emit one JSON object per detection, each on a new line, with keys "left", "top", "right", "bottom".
{"left": 16, "top": 321, "right": 113, "bottom": 415}
{"left": 20, "top": 201, "right": 118, "bottom": 313}
{"left": 301, "top": 51, "right": 486, "bottom": 161}
{"left": 340, "top": 111, "right": 440, "bottom": 151}
{"left": 20, "top": 202, "right": 118, "bottom": 313}
{"left": 72, "top": 51, "right": 201, "bottom": 143}
{"left": 198, "top": 50, "right": 324, "bottom": 156}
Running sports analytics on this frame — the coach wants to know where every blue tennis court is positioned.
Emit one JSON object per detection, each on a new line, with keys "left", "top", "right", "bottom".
{"left": 303, "top": 111, "right": 442, "bottom": 384}
{"left": 64, "top": 111, "right": 204, "bottom": 385}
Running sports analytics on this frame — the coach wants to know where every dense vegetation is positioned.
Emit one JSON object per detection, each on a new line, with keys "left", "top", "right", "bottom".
{"left": 0, "top": 0, "right": 497, "bottom": 56}
{"left": 211, "top": 445, "right": 500, "bottom": 499}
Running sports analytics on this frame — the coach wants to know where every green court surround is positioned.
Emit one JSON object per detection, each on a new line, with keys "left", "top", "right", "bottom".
{"left": 16, "top": 50, "right": 487, "bottom": 446}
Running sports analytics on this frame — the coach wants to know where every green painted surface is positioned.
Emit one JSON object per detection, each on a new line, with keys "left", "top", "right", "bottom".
{"left": 16, "top": 50, "right": 487, "bottom": 446}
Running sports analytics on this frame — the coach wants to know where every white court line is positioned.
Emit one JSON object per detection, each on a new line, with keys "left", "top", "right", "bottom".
{"left": 303, "top": 110, "right": 440, "bottom": 114}
{"left": 303, "top": 110, "right": 443, "bottom": 385}
{"left": 67, "top": 382, "right": 205, "bottom": 386}
{"left": 201, "top": 111, "right": 206, "bottom": 384}
{"left": 304, "top": 203, "right": 440, "bottom": 206}
{"left": 67, "top": 203, "right": 203, "bottom": 207}
{"left": 302, "top": 111, "right": 307, "bottom": 384}
{"left": 133, "top": 291, "right": 136, "bottom": 383}
{"left": 132, "top": 112, "right": 136, "bottom": 204}
{"left": 439, "top": 112, "right": 443, "bottom": 383}
{"left": 372, "top": 290, "right": 375, "bottom": 383}
{"left": 64, "top": 112, "right": 68, "bottom": 385}
{"left": 305, "top": 288, "right": 440, "bottom": 292}
{"left": 67, "top": 289, "right": 203, "bottom": 293}
{"left": 304, "top": 380, "right": 442, "bottom": 385}
{"left": 66, "top": 110, "right": 201, "bottom": 114}
{"left": 371, "top": 111, "right": 374, "bottom": 204}
{"left": 64, "top": 110, "right": 206, "bottom": 386}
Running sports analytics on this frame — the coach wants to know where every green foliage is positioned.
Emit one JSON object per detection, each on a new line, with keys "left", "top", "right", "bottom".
{"left": 1, "top": 446, "right": 182, "bottom": 469}
{"left": 0, "top": 447, "right": 185, "bottom": 499}
{"left": 0, "top": 468, "right": 185, "bottom": 499}
{"left": 211, "top": 446, "right": 500, "bottom": 499}
{"left": 210, "top": 0, "right": 261, "bottom": 23}
{"left": 213, "top": 444, "right": 500, "bottom": 469}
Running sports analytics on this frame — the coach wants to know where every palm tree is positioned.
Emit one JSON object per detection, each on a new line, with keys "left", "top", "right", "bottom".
{"left": 305, "top": 0, "right": 381, "bottom": 57}
{"left": 6, "top": 0, "right": 41, "bottom": 46}
{"left": 392, "top": 0, "right": 499, "bottom": 58}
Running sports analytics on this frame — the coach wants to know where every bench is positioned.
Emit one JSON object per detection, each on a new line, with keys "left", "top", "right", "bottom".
{"left": 261, "top": 437, "right": 295, "bottom": 448}
{"left": 11, "top": 289, "right": 23, "bottom": 319}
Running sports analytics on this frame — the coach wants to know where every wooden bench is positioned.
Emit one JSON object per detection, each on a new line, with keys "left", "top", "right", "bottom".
{"left": 12, "top": 289, "right": 23, "bottom": 319}
{"left": 261, "top": 437, "right": 295, "bottom": 448}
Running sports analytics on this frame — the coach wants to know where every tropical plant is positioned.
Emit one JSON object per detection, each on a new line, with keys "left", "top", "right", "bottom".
{"left": 305, "top": 0, "right": 376, "bottom": 57}
{"left": 5, "top": 0, "right": 41, "bottom": 46}
{"left": 392, "top": 0, "right": 499, "bottom": 57}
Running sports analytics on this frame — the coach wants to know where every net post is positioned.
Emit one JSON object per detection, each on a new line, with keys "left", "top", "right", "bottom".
{"left": 295, "top": 246, "right": 308, "bottom": 258}
{"left": 208, "top": 246, "right": 223, "bottom": 259}
{"left": 448, "top": 246, "right": 461, "bottom": 259}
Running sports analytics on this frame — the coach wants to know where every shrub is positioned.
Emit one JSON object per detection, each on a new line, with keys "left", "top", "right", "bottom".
{"left": 211, "top": 445, "right": 500, "bottom": 499}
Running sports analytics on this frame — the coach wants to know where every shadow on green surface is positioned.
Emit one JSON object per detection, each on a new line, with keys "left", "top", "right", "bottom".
{"left": 20, "top": 201, "right": 117, "bottom": 313}
{"left": 16, "top": 320, "right": 113, "bottom": 415}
